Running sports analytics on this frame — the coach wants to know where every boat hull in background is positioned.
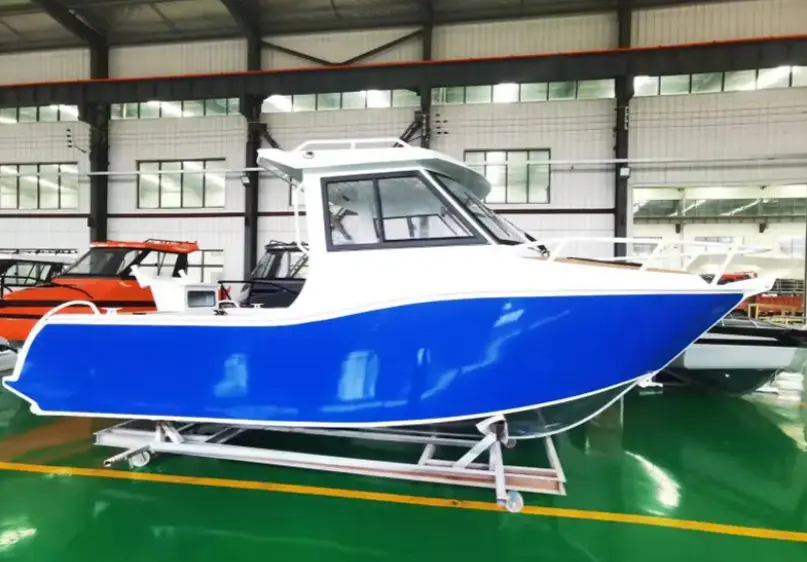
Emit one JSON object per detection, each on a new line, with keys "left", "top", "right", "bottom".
{"left": 4, "top": 291, "right": 743, "bottom": 428}
{"left": 662, "top": 321, "right": 807, "bottom": 396}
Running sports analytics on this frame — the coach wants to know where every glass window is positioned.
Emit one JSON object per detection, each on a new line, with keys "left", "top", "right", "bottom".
{"left": 431, "top": 88, "right": 447, "bottom": 105}
{"left": 60, "top": 164, "right": 79, "bottom": 209}
{"left": 520, "top": 83, "right": 548, "bottom": 102}
{"left": 122, "top": 103, "right": 139, "bottom": 119}
{"left": 757, "top": 66, "right": 791, "bottom": 89}
{"left": 433, "top": 173, "right": 526, "bottom": 244}
{"left": 38, "top": 105, "right": 59, "bottom": 122}
{"left": 0, "top": 166, "right": 18, "bottom": 208}
{"left": 227, "top": 98, "right": 240, "bottom": 114}
{"left": 138, "top": 159, "right": 225, "bottom": 209}
{"left": 464, "top": 149, "right": 550, "bottom": 204}
{"left": 159, "top": 161, "right": 182, "bottom": 208}
{"left": 182, "top": 100, "right": 205, "bottom": 117}
{"left": 204, "top": 99, "right": 228, "bottom": 116}
{"left": 577, "top": 79, "right": 615, "bottom": 99}
{"left": 691, "top": 73, "right": 722, "bottom": 94}
{"left": 325, "top": 175, "right": 476, "bottom": 248}
{"left": 377, "top": 176, "right": 474, "bottom": 241}
{"left": 316, "top": 93, "right": 341, "bottom": 111}
{"left": 187, "top": 249, "right": 225, "bottom": 283}
{"left": 262, "top": 95, "right": 292, "bottom": 113}
{"left": 465, "top": 86, "right": 492, "bottom": 104}
{"left": 660, "top": 75, "right": 690, "bottom": 95}
{"left": 326, "top": 179, "right": 381, "bottom": 246}
{"left": 65, "top": 247, "right": 143, "bottom": 277}
{"left": 548, "top": 81, "right": 576, "bottom": 100}
{"left": 492, "top": 83, "right": 520, "bottom": 104}
{"left": 18, "top": 107, "right": 37, "bottom": 123}
{"left": 138, "top": 162, "right": 160, "bottom": 209}
{"left": 444, "top": 87, "right": 465, "bottom": 104}
{"left": 366, "top": 90, "right": 391, "bottom": 108}
{"left": 181, "top": 161, "right": 204, "bottom": 208}
{"left": 633, "top": 76, "right": 659, "bottom": 97}
{"left": 18, "top": 164, "right": 38, "bottom": 209}
{"left": 139, "top": 101, "right": 161, "bottom": 119}
{"left": 793, "top": 66, "right": 807, "bottom": 88}
{"left": 110, "top": 104, "right": 123, "bottom": 120}
{"left": 293, "top": 94, "right": 316, "bottom": 112}
{"left": 392, "top": 89, "right": 419, "bottom": 107}
{"left": 0, "top": 107, "right": 17, "bottom": 124}
{"left": 341, "top": 91, "right": 366, "bottom": 109}
{"left": 38, "top": 164, "right": 60, "bottom": 209}
{"left": 204, "top": 160, "right": 226, "bottom": 208}
{"left": 724, "top": 70, "right": 757, "bottom": 92}
{"left": 58, "top": 105, "right": 79, "bottom": 121}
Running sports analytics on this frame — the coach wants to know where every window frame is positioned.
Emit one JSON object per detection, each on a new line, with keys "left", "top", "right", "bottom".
{"left": 136, "top": 158, "right": 226, "bottom": 209}
{"left": 0, "top": 162, "right": 80, "bottom": 210}
{"left": 320, "top": 170, "right": 490, "bottom": 253}
{"left": 463, "top": 148, "right": 552, "bottom": 205}
{"left": 186, "top": 249, "right": 225, "bottom": 283}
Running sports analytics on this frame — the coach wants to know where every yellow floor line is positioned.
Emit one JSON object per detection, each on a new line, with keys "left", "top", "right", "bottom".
{"left": 1, "top": 460, "right": 806, "bottom": 543}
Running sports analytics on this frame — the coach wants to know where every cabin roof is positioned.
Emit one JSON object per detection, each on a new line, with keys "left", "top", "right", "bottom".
{"left": 91, "top": 239, "right": 200, "bottom": 255}
{"left": 257, "top": 139, "right": 491, "bottom": 200}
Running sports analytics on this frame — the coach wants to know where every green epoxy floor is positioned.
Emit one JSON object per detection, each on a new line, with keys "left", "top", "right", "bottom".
{"left": 1, "top": 386, "right": 806, "bottom": 561}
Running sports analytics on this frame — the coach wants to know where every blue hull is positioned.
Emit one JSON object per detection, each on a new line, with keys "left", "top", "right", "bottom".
{"left": 4, "top": 292, "right": 742, "bottom": 426}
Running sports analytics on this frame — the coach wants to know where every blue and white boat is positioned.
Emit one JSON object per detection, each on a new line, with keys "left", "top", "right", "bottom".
{"left": 1, "top": 139, "right": 772, "bottom": 438}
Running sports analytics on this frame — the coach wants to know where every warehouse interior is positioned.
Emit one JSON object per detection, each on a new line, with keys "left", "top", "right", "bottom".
{"left": 0, "top": 0, "right": 806, "bottom": 559}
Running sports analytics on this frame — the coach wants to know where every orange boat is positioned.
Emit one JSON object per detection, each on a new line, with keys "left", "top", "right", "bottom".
{"left": 0, "top": 238, "right": 200, "bottom": 346}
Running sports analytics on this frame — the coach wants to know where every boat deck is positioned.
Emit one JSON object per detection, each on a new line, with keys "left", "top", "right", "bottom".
{"left": 0, "top": 384, "right": 806, "bottom": 561}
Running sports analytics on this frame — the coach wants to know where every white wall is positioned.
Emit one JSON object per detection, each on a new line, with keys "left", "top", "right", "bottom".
{"left": 632, "top": 0, "right": 807, "bottom": 47}
{"left": 434, "top": 14, "right": 615, "bottom": 58}
{"left": 110, "top": 39, "right": 246, "bottom": 77}
{"left": 630, "top": 88, "right": 807, "bottom": 187}
{"left": 107, "top": 116, "right": 247, "bottom": 278}
{"left": 0, "top": 49, "right": 89, "bottom": 85}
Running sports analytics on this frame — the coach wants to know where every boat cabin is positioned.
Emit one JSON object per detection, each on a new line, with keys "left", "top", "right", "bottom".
{"left": 0, "top": 249, "right": 77, "bottom": 295}
{"left": 59, "top": 239, "right": 199, "bottom": 281}
{"left": 257, "top": 138, "right": 529, "bottom": 253}
{"left": 235, "top": 240, "right": 308, "bottom": 308}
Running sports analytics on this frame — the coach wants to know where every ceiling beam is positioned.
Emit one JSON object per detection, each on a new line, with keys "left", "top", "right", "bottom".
{"left": 218, "top": 0, "right": 260, "bottom": 35}
{"left": 2, "top": 34, "right": 806, "bottom": 107}
{"left": 29, "top": 0, "right": 106, "bottom": 46}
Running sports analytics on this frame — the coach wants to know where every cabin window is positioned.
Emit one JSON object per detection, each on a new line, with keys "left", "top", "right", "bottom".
{"left": 64, "top": 248, "right": 143, "bottom": 277}
{"left": 323, "top": 172, "right": 483, "bottom": 249}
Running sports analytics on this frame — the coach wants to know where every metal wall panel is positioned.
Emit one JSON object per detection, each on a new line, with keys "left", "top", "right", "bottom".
{"left": 431, "top": 100, "right": 616, "bottom": 210}
{"left": 110, "top": 39, "right": 247, "bottom": 78}
{"left": 0, "top": 49, "right": 89, "bottom": 85}
{"left": 633, "top": 0, "right": 807, "bottom": 47}
{"left": 107, "top": 116, "right": 247, "bottom": 277}
{"left": 434, "top": 14, "right": 615, "bottom": 59}
{"left": 262, "top": 28, "right": 422, "bottom": 69}
{"left": 629, "top": 88, "right": 807, "bottom": 186}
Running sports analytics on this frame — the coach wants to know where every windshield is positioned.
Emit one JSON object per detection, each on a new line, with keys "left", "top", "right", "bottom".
{"left": 62, "top": 247, "right": 145, "bottom": 277}
{"left": 431, "top": 173, "right": 528, "bottom": 245}
{"left": 252, "top": 247, "right": 308, "bottom": 280}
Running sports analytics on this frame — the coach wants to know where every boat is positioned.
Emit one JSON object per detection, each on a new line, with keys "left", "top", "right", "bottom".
{"left": 2, "top": 138, "right": 773, "bottom": 435}
{"left": 0, "top": 249, "right": 77, "bottom": 296}
{"left": 659, "top": 315, "right": 807, "bottom": 395}
{"left": 222, "top": 240, "right": 308, "bottom": 309}
{"left": 0, "top": 238, "right": 200, "bottom": 346}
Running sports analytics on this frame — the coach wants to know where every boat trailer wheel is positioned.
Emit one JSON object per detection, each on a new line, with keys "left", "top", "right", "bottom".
{"left": 127, "top": 451, "right": 152, "bottom": 469}
{"left": 501, "top": 491, "right": 524, "bottom": 513}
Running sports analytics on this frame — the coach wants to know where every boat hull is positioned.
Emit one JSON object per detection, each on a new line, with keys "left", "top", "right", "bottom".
{"left": 663, "top": 323, "right": 807, "bottom": 396}
{"left": 4, "top": 292, "right": 743, "bottom": 427}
